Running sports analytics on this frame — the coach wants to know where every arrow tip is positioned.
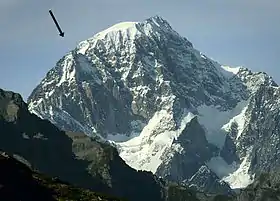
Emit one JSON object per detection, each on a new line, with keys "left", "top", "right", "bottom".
{"left": 59, "top": 32, "right": 65, "bottom": 37}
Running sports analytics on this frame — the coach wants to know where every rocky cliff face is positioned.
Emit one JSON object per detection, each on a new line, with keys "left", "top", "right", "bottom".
{"left": 27, "top": 16, "right": 279, "bottom": 194}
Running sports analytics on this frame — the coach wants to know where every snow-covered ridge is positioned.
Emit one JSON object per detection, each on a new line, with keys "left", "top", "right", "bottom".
{"left": 221, "top": 65, "right": 240, "bottom": 74}
{"left": 77, "top": 22, "right": 138, "bottom": 54}
{"left": 220, "top": 65, "right": 241, "bottom": 77}
{"left": 94, "top": 22, "right": 138, "bottom": 40}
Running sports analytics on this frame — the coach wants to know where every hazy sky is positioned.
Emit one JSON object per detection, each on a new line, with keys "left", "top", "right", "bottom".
{"left": 0, "top": 0, "right": 279, "bottom": 100}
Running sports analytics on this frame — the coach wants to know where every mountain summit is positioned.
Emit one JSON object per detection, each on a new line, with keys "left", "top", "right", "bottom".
{"left": 28, "top": 16, "right": 279, "bottom": 194}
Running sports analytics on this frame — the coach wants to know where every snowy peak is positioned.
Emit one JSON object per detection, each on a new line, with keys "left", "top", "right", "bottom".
{"left": 95, "top": 22, "right": 137, "bottom": 36}
{"left": 87, "top": 15, "right": 173, "bottom": 40}
{"left": 76, "top": 15, "right": 192, "bottom": 56}
{"left": 87, "top": 21, "right": 138, "bottom": 44}
{"left": 147, "top": 15, "right": 171, "bottom": 27}
{"left": 144, "top": 15, "right": 176, "bottom": 33}
{"left": 28, "top": 16, "right": 280, "bottom": 194}
{"left": 86, "top": 15, "right": 178, "bottom": 40}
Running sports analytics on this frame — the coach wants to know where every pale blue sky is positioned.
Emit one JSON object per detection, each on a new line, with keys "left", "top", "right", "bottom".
{"left": 0, "top": 0, "right": 279, "bottom": 100}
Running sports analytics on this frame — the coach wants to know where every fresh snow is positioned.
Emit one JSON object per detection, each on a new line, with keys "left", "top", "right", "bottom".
{"left": 221, "top": 65, "right": 240, "bottom": 75}
{"left": 220, "top": 65, "right": 240, "bottom": 78}
{"left": 117, "top": 110, "right": 195, "bottom": 173}
{"left": 92, "top": 22, "right": 138, "bottom": 41}
{"left": 207, "top": 151, "right": 254, "bottom": 189}
{"left": 28, "top": 98, "right": 43, "bottom": 110}
{"left": 222, "top": 105, "right": 248, "bottom": 140}
{"left": 45, "top": 89, "right": 55, "bottom": 98}
{"left": 77, "top": 41, "right": 90, "bottom": 54}
{"left": 57, "top": 54, "right": 76, "bottom": 87}
{"left": 41, "top": 79, "right": 56, "bottom": 88}
{"left": 200, "top": 52, "right": 207, "bottom": 59}
{"left": 152, "top": 20, "right": 160, "bottom": 27}
{"left": 222, "top": 150, "right": 254, "bottom": 189}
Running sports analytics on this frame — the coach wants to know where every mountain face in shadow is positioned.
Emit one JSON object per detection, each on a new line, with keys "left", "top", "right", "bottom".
{"left": 0, "top": 88, "right": 164, "bottom": 201}
{"left": 0, "top": 151, "right": 123, "bottom": 201}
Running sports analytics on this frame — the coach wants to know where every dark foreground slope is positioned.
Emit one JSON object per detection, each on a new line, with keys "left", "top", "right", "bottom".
{"left": 0, "top": 151, "right": 121, "bottom": 201}
{"left": 0, "top": 88, "right": 164, "bottom": 201}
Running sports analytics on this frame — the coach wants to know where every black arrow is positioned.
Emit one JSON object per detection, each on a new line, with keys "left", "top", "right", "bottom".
{"left": 49, "top": 10, "right": 65, "bottom": 37}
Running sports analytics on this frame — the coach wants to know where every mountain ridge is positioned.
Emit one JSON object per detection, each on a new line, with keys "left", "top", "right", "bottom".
{"left": 27, "top": 15, "right": 280, "bottom": 194}
{"left": 0, "top": 150, "right": 125, "bottom": 201}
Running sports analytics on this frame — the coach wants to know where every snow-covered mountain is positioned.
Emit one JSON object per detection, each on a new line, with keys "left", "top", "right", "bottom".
{"left": 28, "top": 16, "right": 279, "bottom": 194}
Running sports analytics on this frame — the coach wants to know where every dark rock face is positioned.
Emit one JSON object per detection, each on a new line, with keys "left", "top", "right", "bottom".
{"left": 156, "top": 117, "right": 219, "bottom": 186}
{"left": 186, "top": 165, "right": 232, "bottom": 195}
{"left": 223, "top": 86, "right": 280, "bottom": 180}
{"left": 242, "top": 87, "right": 280, "bottom": 176}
